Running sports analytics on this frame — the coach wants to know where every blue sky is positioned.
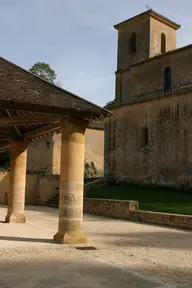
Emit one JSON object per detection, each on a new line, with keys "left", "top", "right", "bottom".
{"left": 0, "top": 0, "right": 191, "bottom": 106}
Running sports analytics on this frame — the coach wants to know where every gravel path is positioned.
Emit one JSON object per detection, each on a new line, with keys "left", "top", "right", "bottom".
{"left": 0, "top": 205, "right": 191, "bottom": 287}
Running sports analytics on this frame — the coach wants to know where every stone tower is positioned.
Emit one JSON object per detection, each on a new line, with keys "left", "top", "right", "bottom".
{"left": 114, "top": 10, "right": 180, "bottom": 103}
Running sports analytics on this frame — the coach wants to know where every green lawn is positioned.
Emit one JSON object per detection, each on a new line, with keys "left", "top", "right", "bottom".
{"left": 86, "top": 183, "right": 192, "bottom": 215}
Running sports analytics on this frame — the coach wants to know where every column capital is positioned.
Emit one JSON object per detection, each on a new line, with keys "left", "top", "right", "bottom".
{"left": 60, "top": 118, "right": 89, "bottom": 132}
{"left": 10, "top": 140, "right": 29, "bottom": 152}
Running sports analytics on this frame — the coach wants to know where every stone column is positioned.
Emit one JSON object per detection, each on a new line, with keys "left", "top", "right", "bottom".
{"left": 54, "top": 118, "right": 88, "bottom": 244}
{"left": 5, "top": 140, "right": 28, "bottom": 223}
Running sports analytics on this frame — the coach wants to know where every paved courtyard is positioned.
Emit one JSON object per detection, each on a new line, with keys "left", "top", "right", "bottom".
{"left": 0, "top": 206, "right": 191, "bottom": 288}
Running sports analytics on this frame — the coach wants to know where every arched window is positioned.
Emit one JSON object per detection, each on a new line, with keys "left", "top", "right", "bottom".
{"left": 130, "top": 32, "right": 136, "bottom": 54}
{"left": 164, "top": 67, "right": 171, "bottom": 92}
{"left": 46, "top": 140, "right": 51, "bottom": 150}
{"left": 141, "top": 126, "right": 149, "bottom": 147}
{"left": 161, "top": 33, "right": 166, "bottom": 53}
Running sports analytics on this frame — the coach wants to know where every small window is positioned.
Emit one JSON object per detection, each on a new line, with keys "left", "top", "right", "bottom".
{"left": 130, "top": 32, "right": 136, "bottom": 54}
{"left": 164, "top": 66, "right": 171, "bottom": 92}
{"left": 141, "top": 127, "right": 149, "bottom": 147}
{"left": 46, "top": 141, "right": 51, "bottom": 150}
{"left": 161, "top": 33, "right": 166, "bottom": 53}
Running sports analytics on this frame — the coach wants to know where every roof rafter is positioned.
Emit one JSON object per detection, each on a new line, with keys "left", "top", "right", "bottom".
{"left": 0, "top": 134, "right": 13, "bottom": 140}
{"left": 0, "top": 115, "right": 60, "bottom": 127}
{"left": 0, "top": 100, "right": 102, "bottom": 120}
{"left": 0, "top": 109, "right": 22, "bottom": 140}
{"left": 0, "top": 142, "right": 10, "bottom": 151}
{"left": 24, "top": 123, "right": 60, "bottom": 140}
{"left": 6, "top": 109, "right": 22, "bottom": 138}
{"left": 24, "top": 118, "right": 104, "bottom": 140}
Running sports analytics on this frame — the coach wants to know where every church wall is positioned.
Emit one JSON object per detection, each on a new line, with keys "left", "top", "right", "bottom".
{"left": 105, "top": 93, "right": 192, "bottom": 187}
{"left": 117, "top": 16, "right": 150, "bottom": 70}
{"left": 121, "top": 47, "right": 192, "bottom": 102}
{"left": 149, "top": 17, "right": 176, "bottom": 57}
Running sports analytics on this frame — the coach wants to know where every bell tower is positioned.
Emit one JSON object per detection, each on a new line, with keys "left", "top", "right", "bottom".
{"left": 114, "top": 9, "right": 180, "bottom": 103}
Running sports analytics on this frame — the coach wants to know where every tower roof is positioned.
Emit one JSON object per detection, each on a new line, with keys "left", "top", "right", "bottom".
{"left": 114, "top": 9, "right": 181, "bottom": 30}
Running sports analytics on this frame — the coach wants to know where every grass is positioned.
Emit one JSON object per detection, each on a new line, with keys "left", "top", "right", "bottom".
{"left": 86, "top": 183, "right": 192, "bottom": 215}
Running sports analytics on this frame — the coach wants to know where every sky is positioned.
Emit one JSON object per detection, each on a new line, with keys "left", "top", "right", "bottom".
{"left": 0, "top": 0, "right": 191, "bottom": 106}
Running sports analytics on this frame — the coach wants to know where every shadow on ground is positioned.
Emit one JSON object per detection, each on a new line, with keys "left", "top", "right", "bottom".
{"left": 0, "top": 256, "right": 173, "bottom": 288}
{"left": 0, "top": 230, "right": 191, "bottom": 251}
{"left": 131, "top": 265, "right": 192, "bottom": 288}
{"left": 25, "top": 205, "right": 58, "bottom": 215}
{"left": 90, "top": 230, "right": 192, "bottom": 250}
{"left": 0, "top": 235, "right": 54, "bottom": 244}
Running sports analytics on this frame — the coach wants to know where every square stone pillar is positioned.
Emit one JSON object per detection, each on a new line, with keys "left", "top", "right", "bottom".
{"left": 54, "top": 118, "right": 88, "bottom": 244}
{"left": 5, "top": 140, "right": 28, "bottom": 223}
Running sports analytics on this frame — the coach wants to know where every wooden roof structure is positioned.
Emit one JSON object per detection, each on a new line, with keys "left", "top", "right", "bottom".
{"left": 0, "top": 56, "right": 110, "bottom": 152}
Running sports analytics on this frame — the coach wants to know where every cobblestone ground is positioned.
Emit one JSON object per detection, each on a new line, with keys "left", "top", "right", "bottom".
{"left": 0, "top": 206, "right": 191, "bottom": 288}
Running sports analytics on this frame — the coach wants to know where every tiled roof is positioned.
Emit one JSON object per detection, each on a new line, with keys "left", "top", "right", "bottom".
{"left": 107, "top": 87, "right": 192, "bottom": 110}
{"left": 0, "top": 56, "right": 110, "bottom": 152}
{"left": 114, "top": 9, "right": 180, "bottom": 30}
{"left": 0, "top": 56, "right": 111, "bottom": 120}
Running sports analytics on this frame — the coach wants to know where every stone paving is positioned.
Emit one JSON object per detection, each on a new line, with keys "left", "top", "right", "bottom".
{"left": 0, "top": 206, "right": 191, "bottom": 287}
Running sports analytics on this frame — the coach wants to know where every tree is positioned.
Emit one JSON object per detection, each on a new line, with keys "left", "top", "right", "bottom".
{"left": 104, "top": 99, "right": 115, "bottom": 108}
{"left": 29, "top": 62, "right": 57, "bottom": 84}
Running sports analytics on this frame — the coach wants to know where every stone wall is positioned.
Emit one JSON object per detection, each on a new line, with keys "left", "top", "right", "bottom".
{"left": 0, "top": 172, "right": 10, "bottom": 205}
{"left": 0, "top": 172, "right": 60, "bottom": 206}
{"left": 117, "top": 16, "right": 150, "bottom": 70}
{"left": 27, "top": 129, "right": 104, "bottom": 175}
{"left": 149, "top": 16, "right": 176, "bottom": 57}
{"left": 84, "top": 198, "right": 192, "bottom": 230}
{"left": 27, "top": 139, "right": 54, "bottom": 173}
{"left": 84, "top": 198, "right": 139, "bottom": 218}
{"left": 116, "top": 13, "right": 177, "bottom": 71}
{"left": 131, "top": 210, "right": 192, "bottom": 230}
{"left": 0, "top": 172, "right": 40, "bottom": 205}
{"left": 105, "top": 94, "right": 192, "bottom": 187}
{"left": 35, "top": 174, "right": 60, "bottom": 205}
{"left": 121, "top": 46, "right": 192, "bottom": 102}
{"left": 115, "top": 10, "right": 181, "bottom": 104}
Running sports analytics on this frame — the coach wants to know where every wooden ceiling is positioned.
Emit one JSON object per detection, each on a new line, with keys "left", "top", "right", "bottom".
{"left": 0, "top": 108, "right": 106, "bottom": 152}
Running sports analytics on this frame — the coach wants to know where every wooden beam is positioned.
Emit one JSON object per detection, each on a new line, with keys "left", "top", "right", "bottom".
{"left": 0, "top": 115, "right": 61, "bottom": 127}
{"left": 24, "top": 119, "right": 104, "bottom": 140}
{"left": 6, "top": 109, "right": 22, "bottom": 137}
{"left": 24, "top": 123, "right": 60, "bottom": 139}
{"left": 0, "top": 142, "right": 10, "bottom": 151}
{"left": 0, "top": 134, "right": 12, "bottom": 140}
{"left": 0, "top": 110, "right": 22, "bottom": 140}
{"left": 0, "top": 100, "right": 100, "bottom": 119}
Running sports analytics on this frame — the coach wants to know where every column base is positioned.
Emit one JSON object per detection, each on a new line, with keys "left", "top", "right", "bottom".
{"left": 53, "top": 230, "right": 87, "bottom": 244}
{"left": 5, "top": 213, "right": 26, "bottom": 223}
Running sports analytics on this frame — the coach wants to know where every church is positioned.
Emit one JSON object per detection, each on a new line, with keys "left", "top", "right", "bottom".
{"left": 105, "top": 9, "right": 192, "bottom": 187}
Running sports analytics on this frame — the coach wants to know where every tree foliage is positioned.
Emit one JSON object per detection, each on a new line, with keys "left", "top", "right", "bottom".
{"left": 84, "top": 162, "right": 98, "bottom": 178}
{"left": 29, "top": 62, "right": 57, "bottom": 84}
{"left": 104, "top": 99, "right": 115, "bottom": 108}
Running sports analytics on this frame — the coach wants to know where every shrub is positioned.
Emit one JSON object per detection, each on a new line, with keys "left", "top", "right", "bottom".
{"left": 84, "top": 161, "right": 98, "bottom": 178}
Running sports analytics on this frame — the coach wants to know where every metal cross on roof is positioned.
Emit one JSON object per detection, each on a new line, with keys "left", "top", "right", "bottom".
{"left": 145, "top": 4, "right": 150, "bottom": 10}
